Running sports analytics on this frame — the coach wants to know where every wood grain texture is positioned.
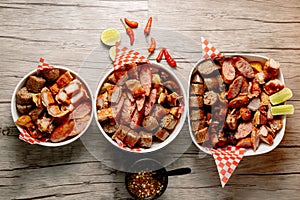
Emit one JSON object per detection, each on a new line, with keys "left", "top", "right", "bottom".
{"left": 1, "top": 0, "right": 300, "bottom": 199}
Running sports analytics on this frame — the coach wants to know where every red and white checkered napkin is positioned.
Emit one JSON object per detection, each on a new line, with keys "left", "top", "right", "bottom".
{"left": 201, "top": 37, "right": 224, "bottom": 60}
{"left": 210, "top": 146, "right": 245, "bottom": 187}
{"left": 113, "top": 42, "right": 149, "bottom": 70}
{"left": 37, "top": 57, "right": 54, "bottom": 72}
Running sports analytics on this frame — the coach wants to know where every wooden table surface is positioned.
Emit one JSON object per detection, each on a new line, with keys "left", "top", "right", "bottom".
{"left": 1, "top": 0, "right": 300, "bottom": 199}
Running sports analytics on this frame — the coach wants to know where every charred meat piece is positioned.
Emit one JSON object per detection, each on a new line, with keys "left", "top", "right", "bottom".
{"left": 192, "top": 120, "right": 206, "bottom": 132}
{"left": 226, "top": 113, "right": 238, "bottom": 130}
{"left": 194, "top": 127, "right": 209, "bottom": 143}
{"left": 111, "top": 94, "right": 125, "bottom": 119}
{"left": 108, "top": 73, "right": 117, "bottom": 84}
{"left": 139, "top": 65, "right": 152, "bottom": 96}
{"left": 235, "top": 59, "right": 255, "bottom": 79}
{"left": 191, "top": 84, "right": 205, "bottom": 95}
{"left": 222, "top": 59, "right": 236, "bottom": 84}
{"left": 264, "top": 79, "right": 284, "bottom": 95}
{"left": 161, "top": 114, "right": 178, "bottom": 131}
{"left": 29, "top": 107, "right": 45, "bottom": 122}
{"left": 236, "top": 138, "right": 252, "bottom": 148}
{"left": 15, "top": 115, "right": 35, "bottom": 130}
{"left": 150, "top": 105, "right": 169, "bottom": 121}
{"left": 191, "top": 72, "right": 203, "bottom": 84}
{"left": 240, "top": 77, "right": 249, "bottom": 94}
{"left": 139, "top": 131, "right": 153, "bottom": 148}
{"left": 55, "top": 90, "right": 70, "bottom": 105}
{"left": 152, "top": 74, "right": 162, "bottom": 88}
{"left": 169, "top": 107, "right": 181, "bottom": 119}
{"left": 41, "top": 87, "right": 55, "bottom": 107}
{"left": 16, "top": 87, "right": 33, "bottom": 105}
{"left": 142, "top": 116, "right": 159, "bottom": 131}
{"left": 69, "top": 101, "right": 91, "bottom": 119}
{"left": 240, "top": 107, "right": 251, "bottom": 121}
{"left": 50, "top": 83, "right": 60, "bottom": 95}
{"left": 228, "top": 95, "right": 249, "bottom": 109}
{"left": 100, "top": 83, "right": 115, "bottom": 94}
{"left": 101, "top": 121, "right": 118, "bottom": 136}
{"left": 97, "top": 92, "right": 109, "bottom": 109}
{"left": 130, "top": 108, "right": 145, "bottom": 130}
{"left": 70, "top": 88, "right": 88, "bottom": 105}
{"left": 204, "top": 91, "right": 218, "bottom": 106}
{"left": 136, "top": 95, "right": 146, "bottom": 112}
{"left": 126, "top": 79, "right": 146, "bottom": 98}
{"left": 47, "top": 105, "right": 70, "bottom": 118}
{"left": 41, "top": 68, "right": 60, "bottom": 82}
{"left": 197, "top": 59, "right": 218, "bottom": 76}
{"left": 69, "top": 115, "right": 91, "bottom": 137}
{"left": 189, "top": 96, "right": 204, "bottom": 108}
{"left": 120, "top": 99, "right": 136, "bottom": 125}
{"left": 260, "top": 134, "right": 274, "bottom": 145}
{"left": 37, "top": 116, "right": 53, "bottom": 132}
{"left": 26, "top": 75, "right": 46, "bottom": 93}
{"left": 235, "top": 122, "right": 253, "bottom": 139}
{"left": 97, "top": 108, "right": 113, "bottom": 122}
{"left": 260, "top": 92, "right": 269, "bottom": 106}
{"left": 127, "top": 63, "right": 139, "bottom": 79}
{"left": 190, "top": 109, "right": 205, "bottom": 120}
{"left": 155, "top": 128, "right": 170, "bottom": 141}
{"left": 110, "top": 86, "right": 122, "bottom": 103}
{"left": 268, "top": 118, "right": 283, "bottom": 133}
{"left": 255, "top": 71, "right": 265, "bottom": 84}
{"left": 124, "top": 130, "right": 140, "bottom": 148}
{"left": 56, "top": 71, "right": 74, "bottom": 88}
{"left": 167, "top": 92, "right": 181, "bottom": 106}
{"left": 227, "top": 76, "right": 244, "bottom": 99}
{"left": 112, "top": 125, "right": 130, "bottom": 141}
{"left": 17, "top": 104, "right": 33, "bottom": 115}
{"left": 263, "top": 58, "right": 280, "bottom": 80}
{"left": 114, "top": 70, "right": 128, "bottom": 86}
{"left": 144, "top": 89, "right": 157, "bottom": 116}
{"left": 250, "top": 80, "right": 261, "bottom": 97}
{"left": 158, "top": 92, "right": 167, "bottom": 105}
{"left": 50, "top": 119, "right": 75, "bottom": 142}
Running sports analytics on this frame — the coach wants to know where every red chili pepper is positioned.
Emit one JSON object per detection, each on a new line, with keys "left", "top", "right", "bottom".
{"left": 148, "top": 37, "right": 156, "bottom": 57}
{"left": 144, "top": 17, "right": 152, "bottom": 35}
{"left": 163, "top": 49, "right": 176, "bottom": 67}
{"left": 120, "top": 18, "right": 134, "bottom": 45}
{"left": 156, "top": 48, "right": 165, "bottom": 62}
{"left": 124, "top": 18, "right": 139, "bottom": 28}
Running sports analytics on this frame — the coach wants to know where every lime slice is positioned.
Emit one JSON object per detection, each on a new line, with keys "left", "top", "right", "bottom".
{"left": 270, "top": 88, "right": 293, "bottom": 105}
{"left": 271, "top": 104, "right": 294, "bottom": 115}
{"left": 109, "top": 46, "right": 116, "bottom": 61}
{"left": 101, "top": 28, "right": 121, "bottom": 46}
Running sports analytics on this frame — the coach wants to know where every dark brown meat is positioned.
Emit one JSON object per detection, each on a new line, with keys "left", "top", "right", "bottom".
{"left": 154, "top": 128, "right": 170, "bottom": 141}
{"left": 264, "top": 79, "right": 284, "bottom": 95}
{"left": 250, "top": 80, "right": 261, "bottom": 97}
{"left": 130, "top": 108, "right": 145, "bottom": 130}
{"left": 161, "top": 114, "right": 178, "bottom": 131}
{"left": 191, "top": 84, "right": 205, "bottom": 95}
{"left": 29, "top": 107, "right": 45, "bottom": 122}
{"left": 222, "top": 59, "right": 236, "bottom": 84}
{"left": 101, "top": 121, "right": 118, "bottom": 136}
{"left": 227, "top": 76, "right": 244, "bottom": 99}
{"left": 194, "top": 127, "right": 209, "bottom": 143}
{"left": 234, "top": 122, "right": 253, "bottom": 139}
{"left": 203, "top": 91, "right": 218, "bottom": 106}
{"left": 56, "top": 71, "right": 74, "bottom": 88}
{"left": 112, "top": 125, "right": 130, "bottom": 141}
{"left": 144, "top": 89, "right": 157, "bottom": 116}
{"left": 189, "top": 96, "right": 204, "bottom": 108}
{"left": 69, "top": 101, "right": 92, "bottom": 119}
{"left": 263, "top": 58, "right": 280, "bottom": 80}
{"left": 50, "top": 119, "right": 75, "bottom": 142}
{"left": 124, "top": 130, "right": 140, "bottom": 148}
{"left": 191, "top": 72, "right": 203, "bottom": 84}
{"left": 228, "top": 95, "right": 249, "bottom": 108}
{"left": 235, "top": 59, "right": 255, "bottom": 79}
{"left": 41, "top": 68, "right": 60, "bottom": 82}
{"left": 169, "top": 107, "right": 181, "bottom": 119}
{"left": 142, "top": 116, "right": 159, "bottom": 131}
{"left": 240, "top": 107, "right": 251, "bottom": 121}
{"left": 139, "top": 65, "right": 152, "bottom": 96}
{"left": 139, "top": 131, "right": 152, "bottom": 148}
{"left": 120, "top": 99, "right": 136, "bottom": 125}
{"left": 16, "top": 87, "right": 33, "bottom": 105}
{"left": 26, "top": 75, "right": 46, "bottom": 93}
{"left": 17, "top": 104, "right": 33, "bottom": 115}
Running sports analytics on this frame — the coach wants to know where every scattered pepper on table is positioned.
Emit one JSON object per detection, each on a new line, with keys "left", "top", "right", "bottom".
{"left": 148, "top": 37, "right": 156, "bottom": 57}
{"left": 120, "top": 18, "right": 134, "bottom": 45}
{"left": 124, "top": 18, "right": 139, "bottom": 28}
{"left": 156, "top": 48, "right": 165, "bottom": 62}
{"left": 144, "top": 17, "right": 153, "bottom": 36}
{"left": 163, "top": 48, "right": 177, "bottom": 67}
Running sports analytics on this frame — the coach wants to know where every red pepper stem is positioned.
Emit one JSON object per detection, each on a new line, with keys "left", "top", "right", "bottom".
{"left": 120, "top": 18, "right": 129, "bottom": 29}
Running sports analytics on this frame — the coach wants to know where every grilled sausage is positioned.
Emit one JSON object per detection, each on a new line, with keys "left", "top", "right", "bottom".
{"left": 144, "top": 89, "right": 157, "bottom": 116}
{"left": 139, "top": 65, "right": 152, "bottom": 96}
{"left": 41, "top": 68, "right": 60, "bottom": 82}
{"left": 222, "top": 59, "right": 236, "bottom": 84}
{"left": 234, "top": 122, "right": 253, "bottom": 139}
{"left": 227, "top": 76, "right": 244, "bottom": 99}
{"left": 235, "top": 59, "right": 255, "bottom": 79}
{"left": 228, "top": 95, "right": 249, "bottom": 108}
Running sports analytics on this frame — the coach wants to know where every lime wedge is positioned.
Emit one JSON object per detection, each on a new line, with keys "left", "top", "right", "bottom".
{"left": 101, "top": 28, "right": 121, "bottom": 46}
{"left": 271, "top": 104, "right": 294, "bottom": 115}
{"left": 109, "top": 46, "right": 116, "bottom": 61}
{"left": 270, "top": 88, "right": 293, "bottom": 105}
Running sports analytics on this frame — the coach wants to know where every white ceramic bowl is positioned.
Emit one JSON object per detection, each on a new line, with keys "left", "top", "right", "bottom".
{"left": 94, "top": 62, "right": 187, "bottom": 153}
{"left": 188, "top": 54, "right": 286, "bottom": 156}
{"left": 11, "top": 66, "right": 93, "bottom": 147}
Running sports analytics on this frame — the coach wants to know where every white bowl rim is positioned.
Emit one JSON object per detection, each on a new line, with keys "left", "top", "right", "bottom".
{"left": 93, "top": 62, "right": 188, "bottom": 153}
{"left": 11, "top": 66, "right": 94, "bottom": 147}
{"left": 188, "top": 53, "right": 286, "bottom": 156}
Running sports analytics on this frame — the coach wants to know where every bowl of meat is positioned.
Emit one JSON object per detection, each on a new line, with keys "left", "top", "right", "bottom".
{"left": 94, "top": 62, "right": 187, "bottom": 153}
{"left": 188, "top": 54, "right": 286, "bottom": 156}
{"left": 11, "top": 66, "right": 93, "bottom": 147}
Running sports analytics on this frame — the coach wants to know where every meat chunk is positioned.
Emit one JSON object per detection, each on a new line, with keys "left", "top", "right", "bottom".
{"left": 41, "top": 87, "right": 55, "bottom": 107}
{"left": 152, "top": 74, "right": 162, "bottom": 88}
{"left": 197, "top": 59, "right": 217, "bottom": 76}
{"left": 235, "top": 59, "right": 255, "bottom": 79}
{"left": 56, "top": 71, "right": 74, "bottom": 88}
{"left": 240, "top": 78, "right": 249, "bottom": 94}
{"left": 263, "top": 58, "right": 280, "bottom": 80}
{"left": 236, "top": 138, "right": 252, "bottom": 148}
{"left": 264, "top": 79, "right": 284, "bottom": 95}
{"left": 112, "top": 125, "right": 130, "bottom": 141}
{"left": 69, "top": 101, "right": 91, "bottom": 119}
{"left": 190, "top": 109, "right": 205, "bottom": 120}
{"left": 37, "top": 116, "right": 53, "bottom": 132}
{"left": 240, "top": 107, "right": 251, "bottom": 121}
{"left": 251, "top": 128, "right": 260, "bottom": 151}
{"left": 247, "top": 97, "right": 260, "bottom": 111}
{"left": 154, "top": 128, "right": 170, "bottom": 141}
{"left": 150, "top": 105, "right": 169, "bottom": 121}
{"left": 228, "top": 95, "right": 249, "bottom": 108}
{"left": 235, "top": 122, "right": 253, "bottom": 139}
{"left": 15, "top": 115, "right": 35, "bottom": 130}
{"left": 191, "top": 84, "right": 205, "bottom": 95}
{"left": 158, "top": 92, "right": 167, "bottom": 105}
{"left": 41, "top": 68, "right": 60, "bottom": 82}
{"left": 142, "top": 116, "right": 159, "bottom": 131}
{"left": 97, "top": 92, "right": 109, "bottom": 109}
{"left": 69, "top": 115, "right": 91, "bottom": 137}
{"left": 17, "top": 104, "right": 33, "bottom": 115}
{"left": 191, "top": 72, "right": 203, "bottom": 84}
{"left": 136, "top": 95, "right": 146, "bottom": 112}
{"left": 268, "top": 118, "right": 283, "bottom": 133}
{"left": 192, "top": 120, "right": 206, "bottom": 132}
{"left": 114, "top": 70, "right": 128, "bottom": 86}
{"left": 120, "top": 99, "right": 136, "bottom": 125}
{"left": 161, "top": 114, "right": 178, "bottom": 131}
{"left": 64, "top": 80, "right": 81, "bottom": 97}
{"left": 101, "top": 122, "right": 119, "bottom": 136}
{"left": 139, "top": 131, "right": 152, "bottom": 148}
{"left": 47, "top": 105, "right": 70, "bottom": 118}
{"left": 139, "top": 65, "right": 152, "bottom": 96}
{"left": 111, "top": 95, "right": 125, "bottom": 119}
{"left": 97, "top": 108, "right": 113, "bottom": 122}
{"left": 227, "top": 76, "right": 244, "bottom": 99}
{"left": 29, "top": 107, "right": 44, "bottom": 122}
{"left": 26, "top": 75, "right": 46, "bottom": 93}
{"left": 70, "top": 88, "right": 88, "bottom": 105}
{"left": 130, "top": 108, "right": 144, "bottom": 130}
{"left": 204, "top": 91, "right": 218, "bottom": 106}
{"left": 222, "top": 59, "right": 236, "bottom": 84}
{"left": 167, "top": 92, "right": 181, "bottom": 106}
{"left": 189, "top": 96, "right": 203, "bottom": 107}
{"left": 110, "top": 86, "right": 122, "bottom": 103}
{"left": 169, "top": 107, "right": 181, "bottom": 119}
{"left": 50, "top": 120, "right": 75, "bottom": 142}
{"left": 226, "top": 113, "right": 238, "bottom": 130}
{"left": 144, "top": 89, "right": 157, "bottom": 116}
{"left": 50, "top": 83, "right": 60, "bottom": 95}
{"left": 55, "top": 90, "right": 70, "bottom": 105}
{"left": 194, "top": 127, "right": 209, "bottom": 143}
{"left": 16, "top": 87, "right": 32, "bottom": 105}
{"left": 250, "top": 80, "right": 261, "bottom": 97}
{"left": 124, "top": 130, "right": 140, "bottom": 148}
{"left": 126, "top": 79, "right": 146, "bottom": 98}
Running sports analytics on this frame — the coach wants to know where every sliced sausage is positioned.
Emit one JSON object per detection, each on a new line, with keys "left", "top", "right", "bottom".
{"left": 144, "top": 89, "right": 157, "bottom": 116}
{"left": 222, "top": 59, "right": 236, "bottom": 84}
{"left": 203, "top": 91, "right": 218, "bottom": 106}
{"left": 227, "top": 76, "right": 244, "bottom": 99}
{"left": 234, "top": 122, "right": 253, "bottom": 139}
{"left": 228, "top": 95, "right": 249, "bottom": 108}
{"left": 235, "top": 59, "right": 255, "bottom": 79}
{"left": 197, "top": 59, "right": 217, "bottom": 76}
{"left": 139, "top": 65, "right": 152, "bottom": 96}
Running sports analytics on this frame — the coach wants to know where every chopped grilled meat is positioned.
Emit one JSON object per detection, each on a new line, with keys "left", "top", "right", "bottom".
{"left": 69, "top": 101, "right": 91, "bottom": 119}
{"left": 152, "top": 74, "right": 162, "bottom": 88}
{"left": 144, "top": 89, "right": 157, "bottom": 116}
{"left": 41, "top": 87, "right": 55, "bottom": 107}
{"left": 124, "top": 130, "right": 140, "bottom": 148}
{"left": 255, "top": 71, "right": 265, "bottom": 84}
{"left": 204, "top": 91, "right": 218, "bottom": 106}
{"left": 194, "top": 127, "right": 209, "bottom": 143}
{"left": 111, "top": 94, "right": 125, "bottom": 120}
{"left": 50, "top": 83, "right": 60, "bottom": 95}
{"left": 191, "top": 72, "right": 203, "bottom": 84}
{"left": 97, "top": 92, "right": 109, "bottom": 109}
{"left": 260, "top": 134, "right": 274, "bottom": 145}
{"left": 110, "top": 86, "right": 122, "bottom": 103}
{"left": 15, "top": 115, "right": 35, "bottom": 130}
{"left": 41, "top": 68, "right": 60, "bottom": 82}
{"left": 140, "top": 65, "right": 152, "bottom": 96}
{"left": 112, "top": 125, "right": 130, "bottom": 141}
{"left": 226, "top": 113, "right": 238, "bottom": 130}
{"left": 240, "top": 107, "right": 251, "bottom": 121}
{"left": 197, "top": 59, "right": 217, "bottom": 76}
{"left": 264, "top": 79, "right": 284, "bottom": 95}
{"left": 136, "top": 95, "right": 146, "bottom": 112}
{"left": 130, "top": 108, "right": 145, "bottom": 130}
{"left": 97, "top": 108, "right": 113, "bottom": 122}
{"left": 235, "top": 59, "right": 255, "bottom": 79}
{"left": 114, "top": 70, "right": 128, "bottom": 86}
{"left": 251, "top": 127, "right": 260, "bottom": 151}
{"left": 150, "top": 105, "right": 169, "bottom": 121}
{"left": 158, "top": 92, "right": 167, "bottom": 105}
{"left": 17, "top": 104, "right": 33, "bottom": 115}
{"left": 29, "top": 107, "right": 45, "bottom": 122}
{"left": 236, "top": 138, "right": 252, "bottom": 148}
{"left": 191, "top": 120, "right": 206, "bottom": 132}
{"left": 227, "top": 76, "right": 244, "bottom": 99}
{"left": 47, "top": 105, "right": 70, "bottom": 118}
{"left": 70, "top": 88, "right": 88, "bottom": 105}
{"left": 235, "top": 122, "right": 253, "bottom": 139}
{"left": 120, "top": 99, "right": 136, "bottom": 125}
{"left": 268, "top": 118, "right": 283, "bottom": 133}
{"left": 228, "top": 95, "right": 249, "bottom": 108}
{"left": 16, "top": 87, "right": 33, "bottom": 105}
{"left": 154, "top": 128, "right": 170, "bottom": 141}
{"left": 190, "top": 109, "right": 205, "bottom": 120}
{"left": 169, "top": 107, "right": 181, "bottom": 119}
{"left": 260, "top": 92, "right": 269, "bottom": 106}
{"left": 55, "top": 90, "right": 70, "bottom": 105}
{"left": 189, "top": 96, "right": 203, "bottom": 107}
{"left": 127, "top": 63, "right": 139, "bottom": 79}
{"left": 37, "top": 116, "right": 53, "bottom": 132}
{"left": 56, "top": 71, "right": 74, "bottom": 88}
{"left": 142, "top": 116, "right": 159, "bottom": 131}
{"left": 50, "top": 119, "right": 75, "bottom": 142}
{"left": 139, "top": 131, "right": 152, "bottom": 148}
{"left": 108, "top": 73, "right": 117, "bottom": 84}
{"left": 222, "top": 59, "right": 236, "bottom": 84}
{"left": 101, "top": 121, "right": 118, "bottom": 136}
{"left": 167, "top": 92, "right": 181, "bottom": 106}
{"left": 263, "top": 58, "right": 280, "bottom": 80}
{"left": 26, "top": 75, "right": 46, "bottom": 93}
{"left": 240, "top": 77, "right": 249, "bottom": 94}
{"left": 250, "top": 80, "right": 261, "bottom": 97}
{"left": 64, "top": 80, "right": 81, "bottom": 97}
{"left": 247, "top": 97, "right": 260, "bottom": 111}
{"left": 32, "top": 93, "right": 43, "bottom": 107}
{"left": 191, "top": 84, "right": 205, "bottom": 95}
{"left": 126, "top": 79, "right": 146, "bottom": 98}
{"left": 161, "top": 114, "right": 178, "bottom": 131}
